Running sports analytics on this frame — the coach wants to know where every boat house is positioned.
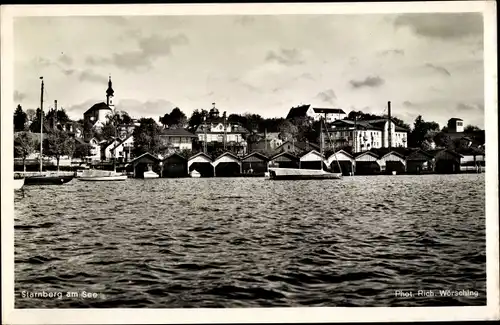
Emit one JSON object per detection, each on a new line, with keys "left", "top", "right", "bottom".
{"left": 162, "top": 152, "right": 188, "bottom": 178}
{"left": 269, "top": 152, "right": 299, "bottom": 169}
{"left": 299, "top": 149, "right": 325, "bottom": 170}
{"left": 406, "top": 149, "right": 434, "bottom": 174}
{"left": 212, "top": 152, "right": 242, "bottom": 177}
{"left": 127, "top": 152, "right": 161, "bottom": 178}
{"left": 326, "top": 150, "right": 355, "bottom": 175}
{"left": 241, "top": 152, "right": 269, "bottom": 175}
{"left": 354, "top": 151, "right": 381, "bottom": 175}
{"left": 187, "top": 152, "right": 214, "bottom": 177}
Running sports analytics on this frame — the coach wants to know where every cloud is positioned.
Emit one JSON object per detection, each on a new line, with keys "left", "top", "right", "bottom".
{"left": 349, "top": 76, "right": 385, "bottom": 89}
{"left": 403, "top": 100, "right": 416, "bottom": 108}
{"left": 58, "top": 53, "right": 73, "bottom": 65}
{"left": 265, "top": 48, "right": 305, "bottom": 66}
{"left": 456, "top": 102, "right": 483, "bottom": 112}
{"left": 32, "top": 57, "right": 52, "bottom": 68}
{"left": 316, "top": 89, "right": 337, "bottom": 105}
{"left": 85, "top": 33, "right": 189, "bottom": 71}
{"left": 394, "top": 13, "right": 483, "bottom": 40}
{"left": 61, "top": 68, "right": 75, "bottom": 76}
{"left": 14, "top": 90, "right": 27, "bottom": 102}
{"left": 378, "top": 49, "right": 405, "bottom": 57}
{"left": 64, "top": 98, "right": 177, "bottom": 120}
{"left": 349, "top": 56, "right": 359, "bottom": 66}
{"left": 425, "top": 63, "right": 451, "bottom": 76}
{"left": 118, "top": 99, "right": 177, "bottom": 118}
{"left": 78, "top": 70, "right": 108, "bottom": 83}
{"left": 298, "top": 72, "right": 315, "bottom": 81}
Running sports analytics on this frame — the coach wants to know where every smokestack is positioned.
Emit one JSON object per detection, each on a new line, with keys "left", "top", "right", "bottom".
{"left": 54, "top": 100, "right": 57, "bottom": 111}
{"left": 388, "top": 101, "right": 392, "bottom": 150}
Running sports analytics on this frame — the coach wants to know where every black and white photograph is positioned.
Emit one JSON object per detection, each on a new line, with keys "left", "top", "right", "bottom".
{"left": 1, "top": 1, "right": 498, "bottom": 324}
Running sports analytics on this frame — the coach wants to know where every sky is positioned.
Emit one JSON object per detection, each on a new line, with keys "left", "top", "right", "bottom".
{"left": 13, "top": 12, "right": 485, "bottom": 129}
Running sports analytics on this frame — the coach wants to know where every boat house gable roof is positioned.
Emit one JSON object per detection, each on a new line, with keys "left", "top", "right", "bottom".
{"left": 163, "top": 152, "right": 187, "bottom": 162}
{"left": 129, "top": 152, "right": 161, "bottom": 165}
{"left": 213, "top": 152, "right": 241, "bottom": 166}
{"left": 188, "top": 152, "right": 213, "bottom": 163}
{"left": 354, "top": 151, "right": 380, "bottom": 160}
{"left": 299, "top": 149, "right": 324, "bottom": 161}
{"left": 406, "top": 149, "right": 434, "bottom": 161}
{"left": 270, "top": 151, "right": 299, "bottom": 162}
{"left": 327, "top": 150, "right": 354, "bottom": 162}
{"left": 380, "top": 151, "right": 406, "bottom": 160}
{"left": 242, "top": 151, "right": 269, "bottom": 162}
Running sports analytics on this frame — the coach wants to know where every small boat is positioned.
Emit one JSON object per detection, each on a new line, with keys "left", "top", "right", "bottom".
{"left": 24, "top": 173, "right": 75, "bottom": 185}
{"left": 143, "top": 170, "right": 159, "bottom": 179}
{"left": 190, "top": 170, "right": 201, "bottom": 178}
{"left": 268, "top": 168, "right": 342, "bottom": 180}
{"left": 77, "top": 170, "right": 127, "bottom": 182}
{"left": 14, "top": 177, "right": 25, "bottom": 190}
{"left": 23, "top": 77, "right": 75, "bottom": 186}
{"left": 78, "top": 175, "right": 127, "bottom": 182}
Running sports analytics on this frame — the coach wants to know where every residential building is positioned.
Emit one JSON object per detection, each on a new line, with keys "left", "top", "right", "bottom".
{"left": 447, "top": 117, "right": 464, "bottom": 133}
{"left": 194, "top": 106, "right": 249, "bottom": 154}
{"left": 248, "top": 132, "right": 283, "bottom": 152}
{"left": 159, "top": 128, "right": 197, "bottom": 152}
{"left": 329, "top": 118, "right": 409, "bottom": 152}
{"left": 286, "top": 104, "right": 347, "bottom": 123}
{"left": 111, "top": 134, "right": 134, "bottom": 162}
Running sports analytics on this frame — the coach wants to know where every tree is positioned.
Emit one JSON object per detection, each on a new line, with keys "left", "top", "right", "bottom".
{"left": 278, "top": 119, "right": 298, "bottom": 141}
{"left": 14, "top": 105, "right": 27, "bottom": 132}
{"left": 408, "top": 115, "right": 440, "bottom": 148}
{"left": 188, "top": 109, "right": 209, "bottom": 132}
{"left": 169, "top": 107, "right": 187, "bottom": 128}
{"left": 44, "top": 130, "right": 75, "bottom": 171}
{"left": 464, "top": 124, "right": 481, "bottom": 133}
{"left": 14, "top": 131, "right": 38, "bottom": 172}
{"left": 29, "top": 108, "right": 46, "bottom": 133}
{"left": 132, "top": 118, "right": 163, "bottom": 157}
{"left": 433, "top": 131, "right": 451, "bottom": 148}
{"left": 100, "top": 123, "right": 116, "bottom": 140}
{"left": 73, "top": 141, "right": 92, "bottom": 159}
{"left": 26, "top": 109, "right": 36, "bottom": 123}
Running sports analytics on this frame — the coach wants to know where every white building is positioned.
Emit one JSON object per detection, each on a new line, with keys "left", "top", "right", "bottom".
{"left": 329, "top": 118, "right": 409, "bottom": 152}
{"left": 286, "top": 105, "right": 347, "bottom": 123}
{"left": 159, "top": 128, "right": 197, "bottom": 151}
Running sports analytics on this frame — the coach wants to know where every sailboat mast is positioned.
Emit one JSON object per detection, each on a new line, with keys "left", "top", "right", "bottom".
{"left": 39, "top": 77, "right": 44, "bottom": 173}
{"left": 320, "top": 119, "right": 323, "bottom": 171}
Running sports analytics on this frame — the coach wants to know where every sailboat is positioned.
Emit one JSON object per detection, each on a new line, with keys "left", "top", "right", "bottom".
{"left": 24, "top": 77, "right": 75, "bottom": 186}
{"left": 268, "top": 118, "right": 343, "bottom": 180}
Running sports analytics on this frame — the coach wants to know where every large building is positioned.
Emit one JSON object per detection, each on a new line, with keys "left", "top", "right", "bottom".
{"left": 194, "top": 104, "right": 249, "bottom": 154}
{"left": 329, "top": 118, "right": 409, "bottom": 152}
{"left": 286, "top": 104, "right": 347, "bottom": 123}
{"left": 83, "top": 76, "right": 115, "bottom": 130}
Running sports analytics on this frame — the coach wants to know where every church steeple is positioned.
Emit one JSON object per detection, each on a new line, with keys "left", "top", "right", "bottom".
{"left": 106, "top": 75, "right": 114, "bottom": 109}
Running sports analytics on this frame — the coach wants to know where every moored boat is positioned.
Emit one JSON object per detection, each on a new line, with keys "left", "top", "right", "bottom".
{"left": 143, "top": 170, "right": 159, "bottom": 179}
{"left": 190, "top": 170, "right": 201, "bottom": 178}
{"left": 77, "top": 170, "right": 127, "bottom": 181}
{"left": 268, "top": 168, "right": 342, "bottom": 180}
{"left": 14, "top": 177, "right": 25, "bottom": 190}
{"left": 24, "top": 173, "right": 75, "bottom": 185}
{"left": 268, "top": 118, "right": 343, "bottom": 181}
{"left": 78, "top": 175, "right": 127, "bottom": 181}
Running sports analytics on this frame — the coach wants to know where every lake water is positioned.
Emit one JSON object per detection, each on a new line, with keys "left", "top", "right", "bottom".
{"left": 14, "top": 174, "right": 486, "bottom": 307}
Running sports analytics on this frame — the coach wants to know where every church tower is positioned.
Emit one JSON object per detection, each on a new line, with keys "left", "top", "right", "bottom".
{"left": 106, "top": 75, "right": 115, "bottom": 111}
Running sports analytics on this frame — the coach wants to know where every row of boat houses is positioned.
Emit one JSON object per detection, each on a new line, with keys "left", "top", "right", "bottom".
{"left": 127, "top": 146, "right": 485, "bottom": 178}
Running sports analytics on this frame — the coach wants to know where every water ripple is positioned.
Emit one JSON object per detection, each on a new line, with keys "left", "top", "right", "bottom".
{"left": 14, "top": 174, "right": 486, "bottom": 307}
